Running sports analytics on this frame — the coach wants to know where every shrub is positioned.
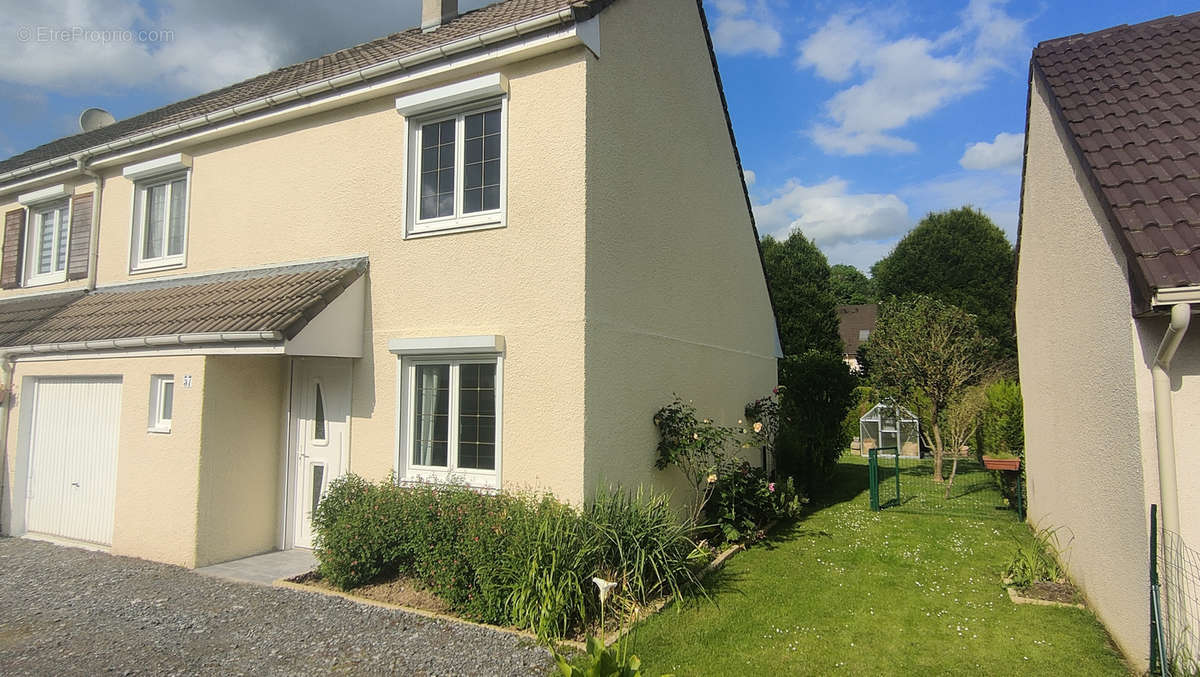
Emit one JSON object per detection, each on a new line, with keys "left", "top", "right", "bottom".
{"left": 706, "top": 459, "right": 803, "bottom": 543}
{"left": 980, "top": 379, "right": 1024, "bottom": 458}
{"left": 776, "top": 350, "right": 858, "bottom": 488}
{"left": 1007, "top": 524, "right": 1070, "bottom": 587}
{"left": 977, "top": 379, "right": 1025, "bottom": 506}
{"left": 312, "top": 475, "right": 703, "bottom": 639}
{"left": 585, "top": 485, "right": 703, "bottom": 608}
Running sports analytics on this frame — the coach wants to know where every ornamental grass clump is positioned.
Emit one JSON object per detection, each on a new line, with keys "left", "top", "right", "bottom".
{"left": 312, "top": 475, "right": 704, "bottom": 640}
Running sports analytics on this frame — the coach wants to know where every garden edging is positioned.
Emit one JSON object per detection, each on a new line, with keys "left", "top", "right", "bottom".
{"left": 275, "top": 539, "right": 750, "bottom": 650}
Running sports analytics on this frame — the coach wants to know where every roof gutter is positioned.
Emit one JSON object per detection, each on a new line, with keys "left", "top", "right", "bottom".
{"left": 1153, "top": 285, "right": 1200, "bottom": 307}
{"left": 0, "top": 8, "right": 577, "bottom": 189}
{"left": 1151, "top": 302, "right": 1190, "bottom": 537}
{"left": 3, "top": 331, "right": 284, "bottom": 358}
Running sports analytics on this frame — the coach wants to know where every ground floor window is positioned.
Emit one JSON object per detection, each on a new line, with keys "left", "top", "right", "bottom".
{"left": 399, "top": 353, "right": 501, "bottom": 488}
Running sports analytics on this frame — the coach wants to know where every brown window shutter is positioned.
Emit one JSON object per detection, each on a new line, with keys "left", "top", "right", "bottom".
{"left": 67, "top": 192, "right": 93, "bottom": 281}
{"left": 1, "top": 208, "right": 26, "bottom": 289}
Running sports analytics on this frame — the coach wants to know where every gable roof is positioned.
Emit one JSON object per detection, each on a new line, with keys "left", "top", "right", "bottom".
{"left": 0, "top": 258, "right": 365, "bottom": 349}
{"left": 0, "top": 0, "right": 616, "bottom": 180}
{"left": 837, "top": 304, "right": 877, "bottom": 358}
{"left": 1032, "top": 12, "right": 1200, "bottom": 302}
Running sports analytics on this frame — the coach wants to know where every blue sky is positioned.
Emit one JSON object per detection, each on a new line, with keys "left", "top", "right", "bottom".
{"left": 1, "top": 0, "right": 1197, "bottom": 271}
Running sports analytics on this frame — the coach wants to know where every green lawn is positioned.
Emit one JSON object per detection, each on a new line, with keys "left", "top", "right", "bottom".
{"left": 628, "top": 458, "right": 1132, "bottom": 676}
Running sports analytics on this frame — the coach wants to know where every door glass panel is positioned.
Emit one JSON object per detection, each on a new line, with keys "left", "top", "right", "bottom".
{"left": 310, "top": 464, "right": 325, "bottom": 515}
{"left": 412, "top": 364, "right": 449, "bottom": 466}
{"left": 313, "top": 383, "right": 327, "bottom": 441}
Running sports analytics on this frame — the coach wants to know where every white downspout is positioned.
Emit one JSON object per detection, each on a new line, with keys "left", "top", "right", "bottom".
{"left": 1152, "top": 302, "right": 1190, "bottom": 536}
{"left": 0, "top": 353, "right": 14, "bottom": 531}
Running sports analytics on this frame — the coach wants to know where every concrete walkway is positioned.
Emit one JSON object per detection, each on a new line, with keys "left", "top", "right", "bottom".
{"left": 195, "top": 548, "right": 317, "bottom": 585}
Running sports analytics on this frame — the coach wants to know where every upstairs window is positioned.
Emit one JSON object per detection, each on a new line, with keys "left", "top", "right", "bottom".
{"left": 124, "top": 153, "right": 192, "bottom": 272}
{"left": 397, "top": 74, "right": 508, "bottom": 238}
{"left": 132, "top": 174, "right": 188, "bottom": 270}
{"left": 25, "top": 200, "right": 70, "bottom": 286}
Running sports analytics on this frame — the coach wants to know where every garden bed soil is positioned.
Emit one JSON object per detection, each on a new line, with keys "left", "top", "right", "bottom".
{"left": 1003, "top": 578, "right": 1085, "bottom": 608}
{"left": 1017, "top": 581, "right": 1079, "bottom": 605}
{"left": 289, "top": 571, "right": 450, "bottom": 614}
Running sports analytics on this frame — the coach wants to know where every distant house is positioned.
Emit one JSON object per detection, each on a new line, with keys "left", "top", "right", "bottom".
{"left": 1015, "top": 12, "right": 1200, "bottom": 670}
{"left": 0, "top": 0, "right": 779, "bottom": 569}
{"left": 837, "top": 304, "right": 876, "bottom": 372}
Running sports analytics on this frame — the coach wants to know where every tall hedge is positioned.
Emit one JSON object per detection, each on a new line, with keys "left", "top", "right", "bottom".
{"left": 776, "top": 350, "right": 857, "bottom": 488}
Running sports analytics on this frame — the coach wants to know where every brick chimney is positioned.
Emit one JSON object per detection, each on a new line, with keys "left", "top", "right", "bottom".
{"left": 422, "top": 0, "right": 458, "bottom": 32}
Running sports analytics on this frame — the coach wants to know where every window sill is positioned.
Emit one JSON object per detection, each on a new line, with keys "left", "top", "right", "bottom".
{"left": 147, "top": 426, "right": 172, "bottom": 435}
{"left": 23, "top": 273, "right": 68, "bottom": 288}
{"left": 130, "top": 259, "right": 186, "bottom": 275}
{"left": 405, "top": 218, "right": 504, "bottom": 240}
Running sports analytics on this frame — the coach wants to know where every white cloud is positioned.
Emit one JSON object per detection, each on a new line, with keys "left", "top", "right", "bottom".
{"left": 709, "top": 0, "right": 782, "bottom": 57}
{"left": 743, "top": 168, "right": 756, "bottom": 186}
{"left": 798, "top": 0, "right": 1030, "bottom": 156}
{"left": 900, "top": 171, "right": 1020, "bottom": 241}
{"left": 754, "top": 176, "right": 910, "bottom": 247}
{"left": 797, "top": 12, "right": 882, "bottom": 82}
{"left": 960, "top": 131, "right": 1024, "bottom": 172}
{"left": 0, "top": 0, "right": 496, "bottom": 96}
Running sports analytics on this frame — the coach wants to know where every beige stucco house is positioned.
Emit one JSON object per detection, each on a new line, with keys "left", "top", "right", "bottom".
{"left": 1016, "top": 12, "right": 1200, "bottom": 670}
{"left": 0, "top": 0, "right": 779, "bottom": 569}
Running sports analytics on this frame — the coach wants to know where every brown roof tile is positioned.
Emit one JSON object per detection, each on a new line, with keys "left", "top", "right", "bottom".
{"left": 837, "top": 304, "right": 877, "bottom": 357}
{"left": 1034, "top": 11, "right": 1200, "bottom": 295}
{"left": 0, "top": 258, "right": 365, "bottom": 348}
{"left": 0, "top": 291, "right": 86, "bottom": 346}
{"left": 0, "top": 0, "right": 616, "bottom": 178}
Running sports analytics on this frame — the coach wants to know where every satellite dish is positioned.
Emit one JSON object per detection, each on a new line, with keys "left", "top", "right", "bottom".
{"left": 79, "top": 108, "right": 116, "bottom": 133}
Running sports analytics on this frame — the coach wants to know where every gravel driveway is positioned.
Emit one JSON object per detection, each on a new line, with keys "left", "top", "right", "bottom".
{"left": 0, "top": 538, "right": 553, "bottom": 676}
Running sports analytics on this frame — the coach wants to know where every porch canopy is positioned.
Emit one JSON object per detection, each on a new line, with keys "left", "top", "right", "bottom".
{"left": 0, "top": 257, "right": 367, "bottom": 358}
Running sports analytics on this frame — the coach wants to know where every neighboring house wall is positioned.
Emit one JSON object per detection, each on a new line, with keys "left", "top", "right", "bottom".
{"left": 582, "top": 0, "right": 777, "bottom": 497}
{"left": 1017, "top": 71, "right": 1149, "bottom": 666}
{"left": 195, "top": 355, "right": 287, "bottom": 567}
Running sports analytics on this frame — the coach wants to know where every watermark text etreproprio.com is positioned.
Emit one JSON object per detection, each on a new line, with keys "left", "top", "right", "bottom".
{"left": 15, "top": 25, "right": 175, "bottom": 44}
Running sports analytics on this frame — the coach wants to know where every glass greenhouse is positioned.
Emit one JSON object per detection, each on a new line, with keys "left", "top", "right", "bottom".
{"left": 858, "top": 402, "right": 921, "bottom": 457}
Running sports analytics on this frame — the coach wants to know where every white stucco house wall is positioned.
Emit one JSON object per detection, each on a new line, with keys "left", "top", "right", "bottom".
{"left": 1016, "top": 12, "right": 1200, "bottom": 671}
{"left": 0, "top": 0, "right": 779, "bottom": 568}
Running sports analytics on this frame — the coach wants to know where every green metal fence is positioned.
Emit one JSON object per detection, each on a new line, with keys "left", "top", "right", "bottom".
{"left": 1151, "top": 503, "right": 1200, "bottom": 676}
{"left": 866, "top": 447, "right": 1018, "bottom": 518}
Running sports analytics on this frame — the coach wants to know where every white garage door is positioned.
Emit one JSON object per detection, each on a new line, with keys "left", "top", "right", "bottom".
{"left": 25, "top": 377, "right": 122, "bottom": 546}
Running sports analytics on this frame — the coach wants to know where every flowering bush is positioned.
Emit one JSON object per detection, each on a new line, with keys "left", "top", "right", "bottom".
{"left": 706, "top": 459, "right": 803, "bottom": 543}
{"left": 654, "top": 395, "right": 806, "bottom": 544}
{"left": 653, "top": 397, "right": 738, "bottom": 522}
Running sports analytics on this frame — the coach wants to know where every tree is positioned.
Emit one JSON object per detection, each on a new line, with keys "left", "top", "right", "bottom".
{"left": 867, "top": 295, "right": 992, "bottom": 484}
{"left": 871, "top": 207, "right": 1015, "bottom": 357}
{"left": 760, "top": 232, "right": 842, "bottom": 357}
{"left": 829, "top": 264, "right": 877, "bottom": 305}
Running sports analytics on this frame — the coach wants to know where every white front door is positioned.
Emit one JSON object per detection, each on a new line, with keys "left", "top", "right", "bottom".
{"left": 289, "top": 358, "right": 351, "bottom": 549}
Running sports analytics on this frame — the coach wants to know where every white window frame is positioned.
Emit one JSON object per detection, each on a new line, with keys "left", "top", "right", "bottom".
{"left": 129, "top": 172, "right": 190, "bottom": 272}
{"left": 22, "top": 198, "right": 71, "bottom": 287}
{"left": 124, "top": 154, "right": 193, "bottom": 273}
{"left": 397, "top": 74, "right": 509, "bottom": 239}
{"left": 149, "top": 374, "right": 174, "bottom": 433}
{"left": 390, "top": 336, "right": 504, "bottom": 490}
